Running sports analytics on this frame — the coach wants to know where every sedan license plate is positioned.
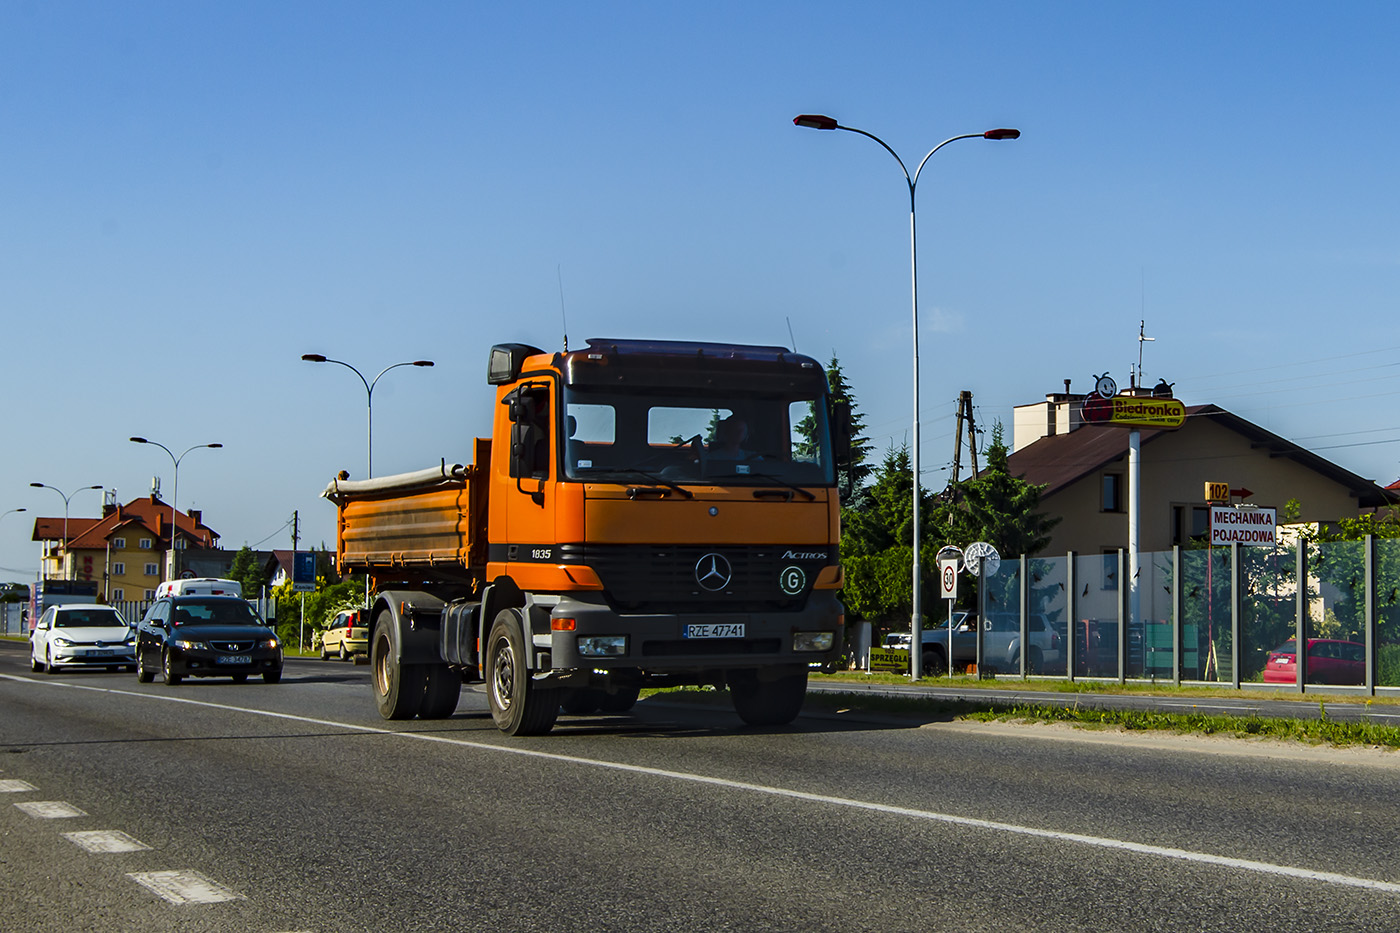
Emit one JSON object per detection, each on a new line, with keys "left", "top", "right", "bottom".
{"left": 682, "top": 624, "right": 745, "bottom": 639}
{"left": 88, "top": 649, "right": 115, "bottom": 656}
{"left": 216, "top": 655, "right": 252, "bottom": 665}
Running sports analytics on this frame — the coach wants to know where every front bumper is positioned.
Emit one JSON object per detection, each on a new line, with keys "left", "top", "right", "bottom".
{"left": 544, "top": 591, "right": 843, "bottom": 672}
{"left": 51, "top": 646, "right": 136, "bottom": 666}
{"left": 167, "top": 648, "right": 284, "bottom": 676}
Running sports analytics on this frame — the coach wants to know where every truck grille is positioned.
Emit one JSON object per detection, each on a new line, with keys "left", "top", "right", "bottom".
{"left": 560, "top": 544, "right": 832, "bottom": 615}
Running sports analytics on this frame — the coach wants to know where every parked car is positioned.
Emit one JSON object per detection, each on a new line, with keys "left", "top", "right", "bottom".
{"left": 320, "top": 609, "right": 369, "bottom": 661}
{"left": 1262, "top": 638, "right": 1365, "bottom": 685}
{"left": 29, "top": 604, "right": 134, "bottom": 673}
{"left": 154, "top": 577, "right": 242, "bottom": 599}
{"left": 981, "top": 612, "right": 1062, "bottom": 674}
{"left": 135, "top": 595, "right": 282, "bottom": 685}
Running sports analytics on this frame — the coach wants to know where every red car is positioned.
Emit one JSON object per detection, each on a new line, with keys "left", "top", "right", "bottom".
{"left": 1262, "top": 638, "right": 1365, "bottom": 685}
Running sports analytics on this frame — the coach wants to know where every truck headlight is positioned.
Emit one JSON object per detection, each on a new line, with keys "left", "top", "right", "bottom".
{"left": 793, "top": 631, "right": 835, "bottom": 652}
{"left": 577, "top": 636, "right": 627, "bottom": 657}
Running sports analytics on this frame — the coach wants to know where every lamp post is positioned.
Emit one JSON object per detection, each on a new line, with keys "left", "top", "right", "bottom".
{"left": 794, "top": 113, "right": 1019, "bottom": 679}
{"left": 301, "top": 355, "right": 434, "bottom": 479}
{"left": 128, "top": 438, "right": 222, "bottom": 580}
{"left": 28, "top": 485, "right": 103, "bottom": 581}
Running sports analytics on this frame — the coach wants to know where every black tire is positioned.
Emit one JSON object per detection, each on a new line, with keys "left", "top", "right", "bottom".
{"left": 31, "top": 653, "right": 42, "bottom": 673}
{"left": 45, "top": 648, "right": 59, "bottom": 675}
{"left": 560, "top": 688, "right": 603, "bottom": 716}
{"left": 231, "top": 673, "right": 248, "bottom": 683}
{"left": 372, "top": 613, "right": 424, "bottom": 720}
{"left": 162, "top": 651, "right": 183, "bottom": 685}
{"left": 263, "top": 668, "right": 283, "bottom": 684}
{"left": 136, "top": 652, "right": 154, "bottom": 683}
{"left": 485, "top": 610, "right": 558, "bottom": 736}
{"left": 420, "top": 664, "right": 462, "bottom": 719}
{"left": 597, "top": 686, "right": 640, "bottom": 713}
{"left": 922, "top": 649, "right": 948, "bottom": 678}
{"left": 320, "top": 645, "right": 330, "bottom": 661}
{"left": 727, "top": 667, "right": 808, "bottom": 726}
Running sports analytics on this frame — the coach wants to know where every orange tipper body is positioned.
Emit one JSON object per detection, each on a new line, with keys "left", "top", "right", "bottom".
{"left": 323, "top": 338, "right": 847, "bottom": 735}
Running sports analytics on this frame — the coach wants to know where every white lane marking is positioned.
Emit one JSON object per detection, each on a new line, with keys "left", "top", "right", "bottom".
{"left": 15, "top": 800, "right": 87, "bottom": 819}
{"left": 0, "top": 779, "right": 38, "bottom": 792}
{"left": 128, "top": 870, "right": 246, "bottom": 904}
{"left": 8, "top": 673, "right": 1400, "bottom": 896}
{"left": 64, "top": 829, "right": 153, "bottom": 853}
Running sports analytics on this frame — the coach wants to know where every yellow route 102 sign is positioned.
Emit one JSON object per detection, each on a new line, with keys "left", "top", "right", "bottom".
{"left": 1205, "top": 482, "right": 1229, "bottom": 502}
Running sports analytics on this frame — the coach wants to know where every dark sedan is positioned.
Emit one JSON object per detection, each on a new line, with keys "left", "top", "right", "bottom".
{"left": 136, "top": 596, "right": 283, "bottom": 685}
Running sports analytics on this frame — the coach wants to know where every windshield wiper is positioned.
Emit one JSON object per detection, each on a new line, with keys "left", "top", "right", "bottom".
{"left": 711, "top": 469, "right": 817, "bottom": 501}
{"left": 581, "top": 468, "right": 694, "bottom": 499}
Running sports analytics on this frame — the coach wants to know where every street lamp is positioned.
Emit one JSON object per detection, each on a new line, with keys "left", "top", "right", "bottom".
{"left": 128, "top": 438, "right": 222, "bottom": 579}
{"left": 28, "top": 485, "right": 103, "bottom": 580}
{"left": 794, "top": 113, "right": 1019, "bottom": 679}
{"left": 301, "top": 354, "right": 434, "bottom": 479}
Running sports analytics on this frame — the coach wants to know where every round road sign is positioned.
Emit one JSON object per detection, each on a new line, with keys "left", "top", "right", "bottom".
{"left": 964, "top": 541, "right": 1001, "bottom": 577}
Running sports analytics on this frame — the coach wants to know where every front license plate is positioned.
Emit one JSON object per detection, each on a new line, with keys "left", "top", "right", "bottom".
{"left": 216, "top": 655, "right": 252, "bottom": 665}
{"left": 682, "top": 624, "right": 745, "bottom": 639}
{"left": 88, "top": 649, "right": 115, "bottom": 657}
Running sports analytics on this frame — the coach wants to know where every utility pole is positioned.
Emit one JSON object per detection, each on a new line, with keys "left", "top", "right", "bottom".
{"left": 291, "top": 510, "right": 300, "bottom": 553}
{"left": 947, "top": 390, "right": 980, "bottom": 523}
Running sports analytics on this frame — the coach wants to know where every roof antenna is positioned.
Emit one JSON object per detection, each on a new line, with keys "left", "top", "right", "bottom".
{"left": 786, "top": 316, "right": 798, "bottom": 352}
{"left": 1136, "top": 318, "right": 1155, "bottom": 390}
{"left": 557, "top": 265, "right": 569, "bottom": 353}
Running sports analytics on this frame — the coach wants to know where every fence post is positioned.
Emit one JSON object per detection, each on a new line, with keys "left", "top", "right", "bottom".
{"left": 1066, "top": 550, "right": 1077, "bottom": 682}
{"left": 1231, "top": 542, "right": 1242, "bottom": 689}
{"left": 1295, "top": 540, "right": 1307, "bottom": 694}
{"left": 1365, "top": 534, "right": 1376, "bottom": 696}
{"left": 1117, "top": 548, "right": 1128, "bottom": 684}
{"left": 1019, "top": 554, "right": 1029, "bottom": 677}
{"left": 1172, "top": 545, "right": 1183, "bottom": 687}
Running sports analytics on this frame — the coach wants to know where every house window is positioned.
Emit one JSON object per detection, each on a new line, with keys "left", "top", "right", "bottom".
{"left": 144, "top": 590, "right": 156, "bottom": 600}
{"left": 1101, "top": 474, "right": 1122, "bottom": 512}
{"left": 144, "top": 563, "right": 159, "bottom": 576}
{"left": 1172, "top": 505, "right": 1211, "bottom": 545}
{"left": 139, "top": 538, "right": 153, "bottom": 549}
{"left": 112, "top": 562, "right": 125, "bottom": 576}
{"left": 112, "top": 537, "right": 126, "bottom": 549}
{"left": 111, "top": 588, "right": 124, "bottom": 602}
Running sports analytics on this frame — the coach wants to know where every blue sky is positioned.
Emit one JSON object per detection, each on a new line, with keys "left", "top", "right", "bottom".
{"left": 3, "top": 1, "right": 1398, "bottom": 579}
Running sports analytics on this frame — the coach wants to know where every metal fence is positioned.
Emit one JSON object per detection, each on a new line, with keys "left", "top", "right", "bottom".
{"left": 953, "top": 536, "right": 1400, "bottom": 693}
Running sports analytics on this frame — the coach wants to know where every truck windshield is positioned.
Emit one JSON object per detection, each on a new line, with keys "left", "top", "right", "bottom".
{"left": 562, "top": 386, "right": 835, "bottom": 487}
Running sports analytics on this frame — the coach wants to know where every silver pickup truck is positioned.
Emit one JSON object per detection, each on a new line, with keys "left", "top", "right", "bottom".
{"left": 885, "top": 611, "right": 1062, "bottom": 675}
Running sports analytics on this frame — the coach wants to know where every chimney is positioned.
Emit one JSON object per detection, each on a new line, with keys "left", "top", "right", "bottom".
{"left": 188, "top": 509, "right": 201, "bottom": 527}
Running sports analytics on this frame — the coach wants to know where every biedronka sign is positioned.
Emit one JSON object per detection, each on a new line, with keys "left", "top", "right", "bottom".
{"left": 1210, "top": 506, "right": 1278, "bottom": 547}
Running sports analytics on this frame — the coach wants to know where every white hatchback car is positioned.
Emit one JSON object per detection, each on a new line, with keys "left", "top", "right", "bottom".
{"left": 30, "top": 604, "right": 135, "bottom": 673}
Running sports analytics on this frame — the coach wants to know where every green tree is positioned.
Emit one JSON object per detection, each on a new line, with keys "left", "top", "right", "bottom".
{"left": 946, "top": 422, "right": 1059, "bottom": 561}
{"left": 228, "top": 546, "right": 267, "bottom": 598}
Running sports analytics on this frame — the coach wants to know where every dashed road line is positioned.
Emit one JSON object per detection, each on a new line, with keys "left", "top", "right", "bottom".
{"left": 8, "top": 671, "right": 1400, "bottom": 898}
{"left": 0, "top": 778, "right": 38, "bottom": 792}
{"left": 63, "top": 829, "right": 153, "bottom": 853}
{"left": 128, "top": 870, "right": 246, "bottom": 904}
{"left": 15, "top": 800, "right": 87, "bottom": 819}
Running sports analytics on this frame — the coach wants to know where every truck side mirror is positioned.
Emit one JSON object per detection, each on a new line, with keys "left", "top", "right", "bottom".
{"left": 829, "top": 399, "right": 853, "bottom": 466}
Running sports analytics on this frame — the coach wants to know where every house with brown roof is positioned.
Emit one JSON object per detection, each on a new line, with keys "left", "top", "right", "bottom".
{"left": 1007, "top": 390, "right": 1396, "bottom": 560}
{"left": 32, "top": 494, "right": 219, "bottom": 602}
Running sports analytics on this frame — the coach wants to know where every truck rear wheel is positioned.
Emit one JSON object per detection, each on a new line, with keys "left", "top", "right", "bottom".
{"left": 373, "top": 613, "right": 425, "bottom": 721}
{"left": 420, "top": 664, "right": 462, "bottom": 719}
{"left": 559, "top": 688, "right": 601, "bottom": 715}
{"left": 486, "top": 610, "right": 558, "bottom": 736}
{"left": 727, "top": 667, "right": 808, "bottom": 726}
{"left": 598, "top": 685, "right": 640, "bottom": 713}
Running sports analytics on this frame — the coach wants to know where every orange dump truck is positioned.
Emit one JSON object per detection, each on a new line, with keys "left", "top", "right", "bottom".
{"left": 323, "top": 338, "right": 849, "bottom": 735}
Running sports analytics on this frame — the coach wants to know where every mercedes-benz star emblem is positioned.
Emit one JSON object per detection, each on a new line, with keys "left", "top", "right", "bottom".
{"left": 695, "top": 553, "right": 732, "bottom": 591}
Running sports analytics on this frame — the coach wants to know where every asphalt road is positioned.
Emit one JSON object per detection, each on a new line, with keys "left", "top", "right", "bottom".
{"left": 2, "top": 640, "right": 1398, "bottom": 932}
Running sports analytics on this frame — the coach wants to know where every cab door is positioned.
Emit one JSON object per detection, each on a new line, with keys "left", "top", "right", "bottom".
{"left": 491, "top": 378, "right": 563, "bottom": 583}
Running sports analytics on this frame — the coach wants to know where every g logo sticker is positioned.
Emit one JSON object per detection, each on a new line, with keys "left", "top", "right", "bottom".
{"left": 780, "top": 566, "right": 806, "bottom": 596}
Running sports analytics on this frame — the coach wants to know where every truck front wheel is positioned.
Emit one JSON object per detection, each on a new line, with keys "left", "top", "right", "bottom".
{"left": 727, "top": 667, "right": 808, "bottom": 726}
{"left": 373, "top": 613, "right": 425, "bottom": 721}
{"left": 486, "top": 610, "right": 558, "bottom": 736}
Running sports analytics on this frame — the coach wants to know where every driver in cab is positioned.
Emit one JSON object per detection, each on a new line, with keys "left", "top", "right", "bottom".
{"left": 709, "top": 416, "right": 756, "bottom": 461}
